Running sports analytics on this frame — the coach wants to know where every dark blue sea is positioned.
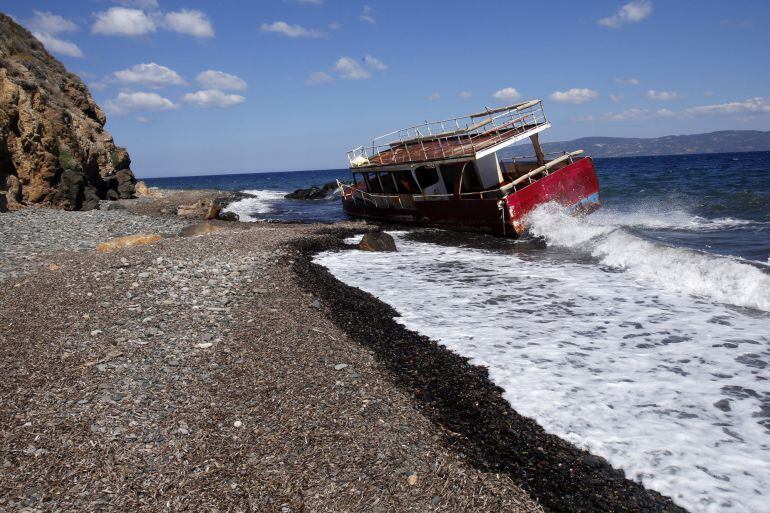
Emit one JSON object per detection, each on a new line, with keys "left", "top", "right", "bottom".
{"left": 145, "top": 151, "right": 770, "bottom": 264}
{"left": 148, "top": 151, "right": 769, "bottom": 511}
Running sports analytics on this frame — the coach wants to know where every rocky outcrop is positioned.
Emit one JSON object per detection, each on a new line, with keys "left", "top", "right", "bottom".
{"left": 0, "top": 14, "right": 135, "bottom": 212}
{"left": 285, "top": 181, "right": 338, "bottom": 200}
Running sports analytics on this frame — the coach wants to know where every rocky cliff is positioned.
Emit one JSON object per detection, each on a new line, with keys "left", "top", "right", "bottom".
{"left": 0, "top": 13, "right": 135, "bottom": 212}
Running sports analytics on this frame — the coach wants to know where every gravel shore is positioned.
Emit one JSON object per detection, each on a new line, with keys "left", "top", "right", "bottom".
{"left": 0, "top": 203, "right": 544, "bottom": 512}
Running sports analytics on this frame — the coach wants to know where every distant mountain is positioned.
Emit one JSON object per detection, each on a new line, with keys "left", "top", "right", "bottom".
{"left": 512, "top": 130, "right": 770, "bottom": 158}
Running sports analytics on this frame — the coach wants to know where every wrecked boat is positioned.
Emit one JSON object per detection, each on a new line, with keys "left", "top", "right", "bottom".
{"left": 338, "top": 100, "right": 600, "bottom": 236}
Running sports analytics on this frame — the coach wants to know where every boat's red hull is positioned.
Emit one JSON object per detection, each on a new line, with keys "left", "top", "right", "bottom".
{"left": 341, "top": 157, "right": 600, "bottom": 236}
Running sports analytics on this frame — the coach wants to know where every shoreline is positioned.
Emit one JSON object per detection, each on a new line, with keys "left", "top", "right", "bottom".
{"left": 291, "top": 229, "right": 687, "bottom": 513}
{"left": 0, "top": 192, "right": 686, "bottom": 511}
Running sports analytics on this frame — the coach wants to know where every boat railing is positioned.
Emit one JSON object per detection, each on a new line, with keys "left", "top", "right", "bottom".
{"left": 502, "top": 150, "right": 576, "bottom": 163}
{"left": 338, "top": 180, "right": 411, "bottom": 209}
{"left": 347, "top": 100, "right": 548, "bottom": 167}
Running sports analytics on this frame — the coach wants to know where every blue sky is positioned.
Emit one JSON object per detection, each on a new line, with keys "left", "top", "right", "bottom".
{"left": 2, "top": 0, "right": 770, "bottom": 178}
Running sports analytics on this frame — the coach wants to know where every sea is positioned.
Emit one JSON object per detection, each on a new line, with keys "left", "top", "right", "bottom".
{"left": 145, "top": 151, "right": 770, "bottom": 513}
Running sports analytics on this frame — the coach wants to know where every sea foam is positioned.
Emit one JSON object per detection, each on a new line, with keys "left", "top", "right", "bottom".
{"left": 222, "top": 189, "right": 287, "bottom": 221}
{"left": 315, "top": 230, "right": 770, "bottom": 513}
{"left": 528, "top": 203, "right": 770, "bottom": 312}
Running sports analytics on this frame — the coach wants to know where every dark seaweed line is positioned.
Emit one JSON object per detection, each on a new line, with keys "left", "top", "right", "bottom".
{"left": 291, "top": 227, "right": 689, "bottom": 513}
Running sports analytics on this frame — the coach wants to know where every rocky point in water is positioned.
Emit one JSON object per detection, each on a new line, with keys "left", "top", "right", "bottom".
{"left": 285, "top": 181, "right": 338, "bottom": 200}
{"left": 0, "top": 13, "right": 136, "bottom": 212}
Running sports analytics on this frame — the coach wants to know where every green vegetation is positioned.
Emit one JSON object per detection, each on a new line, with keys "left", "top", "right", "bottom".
{"left": 58, "top": 145, "right": 81, "bottom": 172}
{"left": 110, "top": 150, "right": 120, "bottom": 169}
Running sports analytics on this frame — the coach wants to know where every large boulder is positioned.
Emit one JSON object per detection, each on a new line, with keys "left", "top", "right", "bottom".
{"left": 0, "top": 14, "right": 136, "bottom": 211}
{"left": 358, "top": 232, "right": 397, "bottom": 252}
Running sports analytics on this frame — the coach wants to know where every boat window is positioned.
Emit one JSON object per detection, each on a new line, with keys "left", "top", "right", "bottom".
{"left": 379, "top": 172, "right": 397, "bottom": 193}
{"left": 414, "top": 166, "right": 439, "bottom": 189}
{"left": 439, "top": 164, "right": 459, "bottom": 195}
{"left": 366, "top": 172, "right": 383, "bottom": 193}
{"left": 394, "top": 170, "right": 419, "bottom": 193}
{"left": 460, "top": 161, "right": 483, "bottom": 192}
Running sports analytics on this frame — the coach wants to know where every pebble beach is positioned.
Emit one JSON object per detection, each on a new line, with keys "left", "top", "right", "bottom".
{"left": 0, "top": 191, "right": 684, "bottom": 512}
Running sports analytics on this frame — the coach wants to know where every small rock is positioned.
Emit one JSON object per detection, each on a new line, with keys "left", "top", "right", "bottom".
{"left": 196, "top": 342, "right": 214, "bottom": 349}
{"left": 217, "top": 211, "right": 239, "bottom": 222}
{"left": 97, "top": 234, "right": 162, "bottom": 253}
{"left": 179, "top": 222, "right": 227, "bottom": 237}
{"left": 714, "top": 398, "right": 731, "bottom": 412}
{"left": 48, "top": 263, "right": 60, "bottom": 272}
{"left": 101, "top": 201, "right": 125, "bottom": 211}
{"left": 90, "top": 329, "right": 102, "bottom": 336}
{"left": 334, "top": 364, "right": 349, "bottom": 371}
{"left": 407, "top": 473, "right": 418, "bottom": 486}
{"left": 233, "top": 420, "right": 243, "bottom": 428}
{"left": 134, "top": 181, "right": 163, "bottom": 198}
{"left": 205, "top": 204, "right": 221, "bottom": 220}
{"left": 310, "top": 299, "right": 321, "bottom": 309}
{"left": 359, "top": 232, "right": 397, "bottom": 252}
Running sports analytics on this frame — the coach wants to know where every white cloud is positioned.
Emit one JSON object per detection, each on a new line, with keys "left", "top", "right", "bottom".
{"left": 363, "top": 54, "right": 387, "bottom": 70}
{"left": 88, "top": 81, "right": 107, "bottom": 91}
{"left": 292, "top": 0, "right": 323, "bottom": 4}
{"left": 427, "top": 93, "right": 440, "bottom": 101}
{"left": 605, "top": 108, "right": 647, "bottom": 120}
{"left": 614, "top": 77, "right": 640, "bottom": 85}
{"left": 182, "top": 89, "right": 245, "bottom": 108}
{"left": 92, "top": 7, "right": 156, "bottom": 36}
{"left": 685, "top": 97, "right": 770, "bottom": 116}
{"left": 260, "top": 21, "right": 322, "bottom": 38}
{"left": 306, "top": 71, "right": 334, "bottom": 85}
{"left": 703, "top": 91, "right": 715, "bottom": 97}
{"left": 360, "top": 5, "right": 375, "bottom": 24}
{"left": 550, "top": 88, "right": 599, "bottom": 104}
{"left": 116, "top": 0, "right": 160, "bottom": 8}
{"left": 195, "top": 70, "right": 247, "bottom": 91}
{"left": 105, "top": 91, "right": 175, "bottom": 115}
{"left": 136, "top": 115, "right": 151, "bottom": 123}
{"left": 609, "top": 93, "right": 623, "bottom": 103}
{"left": 572, "top": 114, "right": 595, "bottom": 122}
{"left": 33, "top": 32, "right": 84, "bottom": 58}
{"left": 333, "top": 57, "right": 370, "bottom": 80}
{"left": 164, "top": 10, "right": 214, "bottom": 38}
{"left": 604, "top": 108, "right": 674, "bottom": 121}
{"left": 599, "top": 0, "right": 653, "bottom": 28}
{"left": 459, "top": 91, "right": 472, "bottom": 98}
{"left": 492, "top": 87, "right": 520, "bottom": 101}
{"left": 112, "top": 62, "right": 186, "bottom": 88}
{"left": 646, "top": 89, "right": 684, "bottom": 101}
{"left": 26, "top": 11, "right": 83, "bottom": 58}
{"left": 27, "top": 11, "right": 77, "bottom": 34}
{"left": 329, "top": 22, "right": 340, "bottom": 30}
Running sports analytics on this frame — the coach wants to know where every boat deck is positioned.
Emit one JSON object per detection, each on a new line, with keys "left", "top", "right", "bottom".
{"left": 368, "top": 124, "right": 540, "bottom": 166}
{"left": 348, "top": 100, "right": 550, "bottom": 169}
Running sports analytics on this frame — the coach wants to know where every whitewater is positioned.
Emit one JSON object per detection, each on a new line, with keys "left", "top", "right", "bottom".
{"left": 315, "top": 205, "right": 770, "bottom": 513}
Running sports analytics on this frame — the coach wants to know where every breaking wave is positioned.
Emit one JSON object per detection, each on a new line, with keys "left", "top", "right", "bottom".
{"left": 222, "top": 189, "right": 287, "bottom": 221}
{"left": 527, "top": 203, "right": 770, "bottom": 312}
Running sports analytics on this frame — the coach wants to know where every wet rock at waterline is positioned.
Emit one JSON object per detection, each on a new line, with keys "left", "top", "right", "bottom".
{"left": 285, "top": 181, "right": 338, "bottom": 200}
{"left": 217, "top": 211, "right": 239, "bottom": 222}
{"left": 358, "top": 232, "right": 397, "bottom": 252}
